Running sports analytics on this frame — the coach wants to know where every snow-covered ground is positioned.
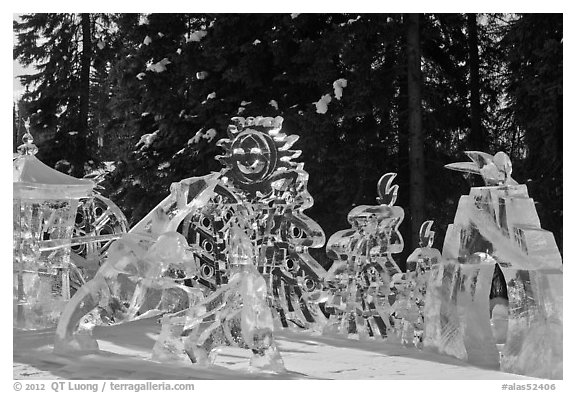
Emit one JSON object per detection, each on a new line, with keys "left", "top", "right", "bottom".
{"left": 14, "top": 316, "right": 533, "bottom": 380}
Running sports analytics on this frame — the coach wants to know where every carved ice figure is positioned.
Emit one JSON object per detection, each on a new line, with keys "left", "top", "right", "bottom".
{"left": 423, "top": 151, "right": 562, "bottom": 379}
{"left": 210, "top": 116, "right": 327, "bottom": 330}
{"left": 323, "top": 173, "right": 404, "bottom": 339}
{"left": 155, "top": 117, "right": 327, "bottom": 330}
{"left": 54, "top": 173, "right": 221, "bottom": 352}
{"left": 55, "top": 116, "right": 325, "bottom": 371}
{"left": 167, "top": 221, "right": 284, "bottom": 371}
{"left": 393, "top": 220, "right": 441, "bottom": 348}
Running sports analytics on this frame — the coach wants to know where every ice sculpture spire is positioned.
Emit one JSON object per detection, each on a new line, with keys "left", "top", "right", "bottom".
{"left": 16, "top": 119, "right": 39, "bottom": 157}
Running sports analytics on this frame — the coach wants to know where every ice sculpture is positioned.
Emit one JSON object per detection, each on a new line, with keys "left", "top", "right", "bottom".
{"left": 14, "top": 125, "right": 95, "bottom": 329}
{"left": 56, "top": 116, "right": 326, "bottom": 370}
{"left": 162, "top": 220, "right": 285, "bottom": 371}
{"left": 392, "top": 220, "right": 442, "bottom": 348}
{"left": 70, "top": 194, "right": 129, "bottom": 282}
{"left": 213, "top": 116, "right": 327, "bottom": 329}
{"left": 423, "top": 151, "right": 562, "bottom": 378}
{"left": 163, "top": 116, "right": 327, "bottom": 329}
{"left": 323, "top": 173, "right": 404, "bottom": 339}
{"left": 54, "top": 173, "right": 221, "bottom": 351}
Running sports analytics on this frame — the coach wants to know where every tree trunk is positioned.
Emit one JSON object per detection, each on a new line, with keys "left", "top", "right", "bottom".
{"left": 406, "top": 13, "right": 426, "bottom": 250}
{"left": 13, "top": 103, "right": 19, "bottom": 152}
{"left": 467, "top": 13, "right": 486, "bottom": 151}
{"left": 397, "top": 49, "right": 411, "bottom": 254}
{"left": 74, "top": 13, "right": 91, "bottom": 177}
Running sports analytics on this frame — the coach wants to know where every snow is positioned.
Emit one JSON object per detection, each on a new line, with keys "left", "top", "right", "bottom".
{"left": 187, "top": 30, "right": 207, "bottom": 43}
{"left": 136, "top": 130, "right": 160, "bottom": 149}
{"left": 173, "top": 148, "right": 186, "bottom": 157}
{"left": 188, "top": 130, "right": 203, "bottom": 145}
{"left": 146, "top": 58, "right": 171, "bottom": 73}
{"left": 188, "top": 128, "right": 217, "bottom": 144}
{"left": 269, "top": 100, "right": 279, "bottom": 110}
{"left": 333, "top": 78, "right": 348, "bottom": 100}
{"left": 314, "top": 94, "right": 332, "bottom": 114}
{"left": 204, "top": 128, "right": 217, "bottom": 142}
{"left": 13, "top": 316, "right": 535, "bottom": 380}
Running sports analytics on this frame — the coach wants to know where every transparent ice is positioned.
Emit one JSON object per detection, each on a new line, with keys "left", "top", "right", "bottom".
{"left": 14, "top": 125, "right": 95, "bottom": 329}
{"left": 424, "top": 151, "right": 563, "bottom": 378}
{"left": 393, "top": 220, "right": 442, "bottom": 348}
{"left": 55, "top": 116, "right": 325, "bottom": 371}
{"left": 323, "top": 173, "right": 404, "bottom": 340}
{"left": 164, "top": 220, "right": 285, "bottom": 371}
{"left": 54, "top": 173, "right": 221, "bottom": 352}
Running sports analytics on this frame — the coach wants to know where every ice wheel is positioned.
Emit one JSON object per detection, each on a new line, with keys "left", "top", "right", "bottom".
{"left": 70, "top": 194, "right": 129, "bottom": 289}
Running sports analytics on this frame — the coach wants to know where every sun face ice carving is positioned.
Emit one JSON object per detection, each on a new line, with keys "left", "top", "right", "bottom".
{"left": 216, "top": 116, "right": 301, "bottom": 198}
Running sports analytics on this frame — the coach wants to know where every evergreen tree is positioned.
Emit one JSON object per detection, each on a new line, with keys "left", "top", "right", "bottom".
{"left": 13, "top": 12, "right": 562, "bottom": 260}
{"left": 13, "top": 13, "right": 114, "bottom": 175}
{"left": 500, "top": 13, "right": 563, "bottom": 252}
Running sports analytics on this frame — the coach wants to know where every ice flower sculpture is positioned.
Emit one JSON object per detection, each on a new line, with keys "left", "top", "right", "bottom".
{"left": 323, "top": 173, "right": 404, "bottom": 339}
{"left": 423, "top": 151, "right": 563, "bottom": 379}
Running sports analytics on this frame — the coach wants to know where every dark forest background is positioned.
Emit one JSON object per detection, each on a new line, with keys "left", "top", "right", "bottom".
{"left": 13, "top": 13, "right": 563, "bottom": 268}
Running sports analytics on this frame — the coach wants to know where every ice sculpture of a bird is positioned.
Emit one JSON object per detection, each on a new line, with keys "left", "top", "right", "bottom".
{"left": 444, "top": 151, "right": 518, "bottom": 186}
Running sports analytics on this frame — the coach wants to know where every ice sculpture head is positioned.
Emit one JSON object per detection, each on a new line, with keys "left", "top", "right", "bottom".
{"left": 216, "top": 116, "right": 302, "bottom": 196}
{"left": 419, "top": 220, "right": 435, "bottom": 248}
{"left": 407, "top": 220, "right": 442, "bottom": 269}
{"left": 444, "top": 151, "right": 517, "bottom": 186}
{"left": 147, "top": 232, "right": 189, "bottom": 264}
{"left": 376, "top": 173, "right": 399, "bottom": 206}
